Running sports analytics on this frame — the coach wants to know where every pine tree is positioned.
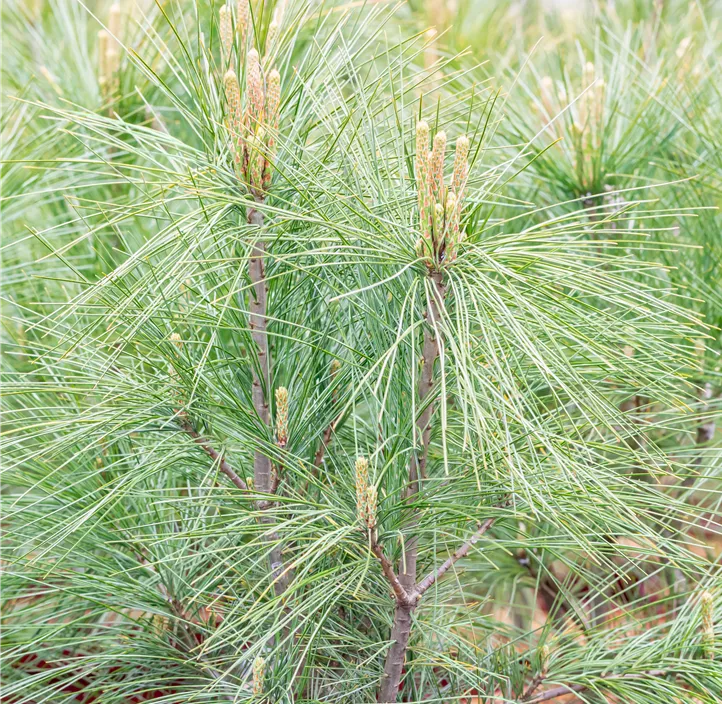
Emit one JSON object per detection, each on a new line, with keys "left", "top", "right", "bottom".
{"left": 2, "top": 1, "right": 721, "bottom": 703}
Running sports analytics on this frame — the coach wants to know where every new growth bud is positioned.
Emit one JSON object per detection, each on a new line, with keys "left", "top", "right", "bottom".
{"left": 223, "top": 70, "right": 242, "bottom": 133}
{"left": 169, "top": 332, "right": 183, "bottom": 350}
{"left": 106, "top": 4, "right": 121, "bottom": 94}
{"left": 223, "top": 43, "right": 281, "bottom": 198}
{"left": 237, "top": 0, "right": 249, "bottom": 51}
{"left": 252, "top": 655, "right": 266, "bottom": 695}
{"left": 414, "top": 124, "right": 469, "bottom": 269}
{"left": 539, "top": 643, "right": 549, "bottom": 678}
{"left": 219, "top": 4, "right": 232, "bottom": 64}
{"left": 416, "top": 121, "right": 432, "bottom": 247}
{"left": 355, "top": 456, "right": 378, "bottom": 530}
{"left": 246, "top": 50, "right": 265, "bottom": 132}
{"left": 364, "top": 484, "right": 377, "bottom": 530}
{"left": 430, "top": 131, "right": 447, "bottom": 202}
{"left": 97, "top": 4, "right": 122, "bottom": 98}
{"left": 98, "top": 30, "right": 110, "bottom": 92}
{"left": 452, "top": 135, "right": 470, "bottom": 195}
{"left": 700, "top": 591, "right": 715, "bottom": 659}
{"left": 265, "top": 70, "right": 281, "bottom": 132}
{"left": 275, "top": 386, "right": 289, "bottom": 447}
{"left": 265, "top": 21, "right": 279, "bottom": 63}
{"left": 355, "top": 456, "right": 368, "bottom": 520}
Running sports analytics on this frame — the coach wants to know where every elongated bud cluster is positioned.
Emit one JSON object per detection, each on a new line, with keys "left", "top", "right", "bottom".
{"left": 98, "top": 31, "right": 110, "bottom": 93}
{"left": 539, "top": 76, "right": 555, "bottom": 121}
{"left": 364, "top": 484, "right": 377, "bottom": 530}
{"left": 237, "top": 0, "right": 249, "bottom": 51}
{"left": 416, "top": 121, "right": 432, "bottom": 240}
{"left": 252, "top": 655, "right": 266, "bottom": 695}
{"left": 415, "top": 123, "right": 469, "bottom": 267}
{"left": 219, "top": 4, "right": 232, "bottom": 65}
{"left": 330, "top": 359, "right": 342, "bottom": 402}
{"left": 247, "top": 50, "right": 265, "bottom": 128}
{"left": 430, "top": 131, "right": 446, "bottom": 201}
{"left": 223, "top": 42, "right": 282, "bottom": 198}
{"left": 700, "top": 591, "right": 715, "bottom": 659}
{"left": 452, "top": 136, "right": 469, "bottom": 195}
{"left": 354, "top": 456, "right": 377, "bottom": 530}
{"left": 224, "top": 70, "right": 243, "bottom": 166}
{"left": 275, "top": 387, "right": 289, "bottom": 447}
{"left": 355, "top": 456, "right": 368, "bottom": 517}
{"left": 168, "top": 330, "right": 185, "bottom": 412}
{"left": 538, "top": 644, "right": 549, "bottom": 678}
{"left": 168, "top": 363, "right": 184, "bottom": 413}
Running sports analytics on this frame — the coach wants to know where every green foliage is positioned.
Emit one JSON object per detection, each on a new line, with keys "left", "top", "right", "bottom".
{"left": 2, "top": 1, "right": 721, "bottom": 703}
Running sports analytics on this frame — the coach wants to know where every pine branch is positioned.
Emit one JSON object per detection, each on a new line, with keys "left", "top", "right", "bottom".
{"left": 370, "top": 533, "right": 414, "bottom": 607}
{"left": 247, "top": 204, "right": 290, "bottom": 597}
{"left": 378, "top": 271, "right": 446, "bottom": 703}
{"left": 415, "top": 516, "right": 496, "bottom": 596}
{"left": 248, "top": 207, "right": 273, "bottom": 494}
{"left": 313, "top": 416, "right": 337, "bottom": 470}
{"left": 313, "top": 364, "right": 342, "bottom": 472}
{"left": 523, "top": 670, "right": 668, "bottom": 703}
{"left": 180, "top": 420, "right": 248, "bottom": 491}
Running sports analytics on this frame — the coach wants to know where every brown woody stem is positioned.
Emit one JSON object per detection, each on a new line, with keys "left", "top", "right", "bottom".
{"left": 248, "top": 205, "right": 290, "bottom": 597}
{"left": 180, "top": 421, "right": 248, "bottom": 491}
{"left": 378, "top": 271, "right": 446, "bottom": 703}
{"left": 370, "top": 535, "right": 414, "bottom": 607}
{"left": 313, "top": 418, "right": 336, "bottom": 470}
{"left": 415, "top": 516, "right": 495, "bottom": 596}
{"left": 524, "top": 670, "right": 667, "bottom": 703}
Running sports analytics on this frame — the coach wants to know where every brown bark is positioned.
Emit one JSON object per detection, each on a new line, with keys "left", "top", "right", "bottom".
{"left": 524, "top": 670, "right": 667, "bottom": 703}
{"left": 378, "top": 602, "right": 414, "bottom": 702}
{"left": 378, "top": 271, "right": 446, "bottom": 702}
{"left": 247, "top": 205, "right": 290, "bottom": 597}
{"left": 313, "top": 419, "right": 336, "bottom": 470}
{"left": 415, "top": 517, "right": 495, "bottom": 596}
{"left": 180, "top": 421, "right": 248, "bottom": 491}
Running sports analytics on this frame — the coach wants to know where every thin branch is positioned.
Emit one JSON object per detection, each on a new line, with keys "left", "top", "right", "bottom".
{"left": 180, "top": 421, "right": 248, "bottom": 491}
{"left": 313, "top": 417, "right": 336, "bottom": 470}
{"left": 524, "top": 670, "right": 668, "bottom": 703}
{"left": 248, "top": 208, "right": 273, "bottom": 495}
{"left": 370, "top": 534, "right": 414, "bottom": 607}
{"left": 521, "top": 673, "right": 545, "bottom": 702}
{"left": 415, "top": 516, "right": 495, "bottom": 596}
{"left": 313, "top": 367, "right": 342, "bottom": 471}
{"left": 247, "top": 204, "right": 291, "bottom": 597}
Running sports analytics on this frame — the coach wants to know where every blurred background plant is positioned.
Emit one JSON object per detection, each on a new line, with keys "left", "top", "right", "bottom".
{"left": 2, "top": 1, "right": 721, "bottom": 703}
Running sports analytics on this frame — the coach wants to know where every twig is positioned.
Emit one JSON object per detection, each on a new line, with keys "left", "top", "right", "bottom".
{"left": 524, "top": 670, "right": 668, "bottom": 703}
{"left": 248, "top": 207, "right": 273, "bottom": 495}
{"left": 312, "top": 366, "right": 343, "bottom": 471}
{"left": 313, "top": 417, "right": 336, "bottom": 470}
{"left": 520, "top": 673, "right": 545, "bottom": 701}
{"left": 415, "top": 516, "right": 495, "bottom": 596}
{"left": 370, "top": 534, "right": 414, "bottom": 607}
{"left": 180, "top": 421, "right": 248, "bottom": 491}
{"left": 247, "top": 204, "right": 291, "bottom": 597}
